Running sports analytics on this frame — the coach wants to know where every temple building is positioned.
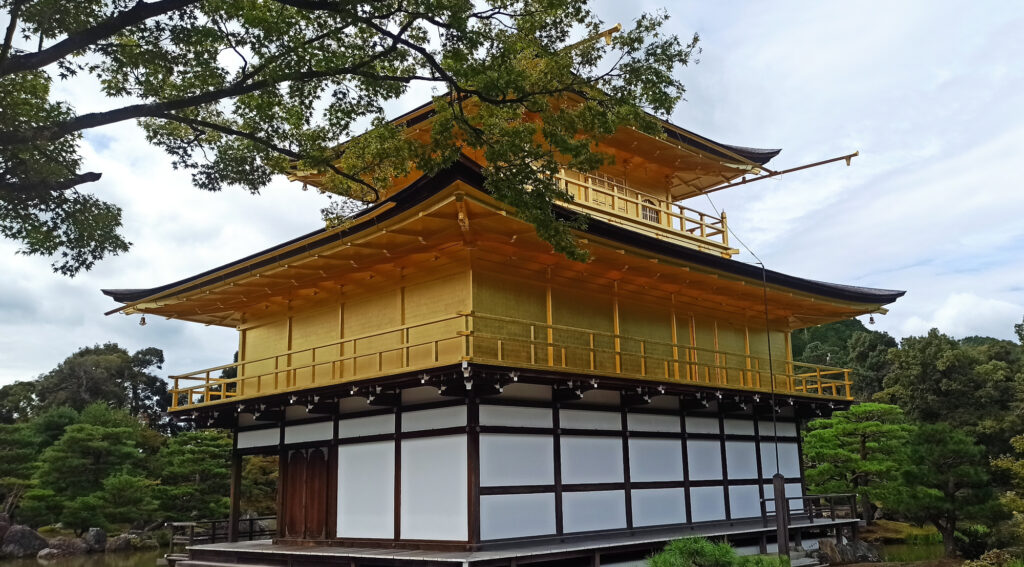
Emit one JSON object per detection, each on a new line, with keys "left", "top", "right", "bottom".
{"left": 103, "top": 98, "right": 903, "bottom": 566}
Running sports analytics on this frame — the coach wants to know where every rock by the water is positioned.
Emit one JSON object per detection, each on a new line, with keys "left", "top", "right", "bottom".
{"left": 132, "top": 537, "right": 159, "bottom": 550}
{"left": 37, "top": 537, "right": 88, "bottom": 561}
{"left": 816, "top": 538, "right": 881, "bottom": 564}
{"left": 82, "top": 528, "right": 106, "bottom": 552}
{"left": 238, "top": 518, "right": 271, "bottom": 536}
{"left": 105, "top": 534, "right": 133, "bottom": 553}
{"left": 0, "top": 513, "right": 10, "bottom": 541}
{"left": 1, "top": 525, "right": 49, "bottom": 558}
{"left": 106, "top": 533, "right": 159, "bottom": 553}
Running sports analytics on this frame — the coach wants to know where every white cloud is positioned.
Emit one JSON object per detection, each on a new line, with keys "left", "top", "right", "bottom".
{"left": 899, "top": 293, "right": 1023, "bottom": 340}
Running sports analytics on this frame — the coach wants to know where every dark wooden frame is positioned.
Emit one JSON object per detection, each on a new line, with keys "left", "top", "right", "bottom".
{"left": 230, "top": 375, "right": 813, "bottom": 553}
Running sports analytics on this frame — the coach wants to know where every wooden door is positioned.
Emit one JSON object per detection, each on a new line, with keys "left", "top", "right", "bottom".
{"left": 284, "top": 451, "right": 307, "bottom": 538}
{"left": 282, "top": 447, "right": 330, "bottom": 540}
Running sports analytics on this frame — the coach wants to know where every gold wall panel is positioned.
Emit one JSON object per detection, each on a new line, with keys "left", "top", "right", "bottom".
{"left": 472, "top": 269, "right": 546, "bottom": 365}
{"left": 241, "top": 319, "right": 288, "bottom": 395}
{"left": 551, "top": 287, "right": 615, "bottom": 372}
{"left": 618, "top": 299, "right": 673, "bottom": 379}
{"left": 291, "top": 304, "right": 340, "bottom": 387}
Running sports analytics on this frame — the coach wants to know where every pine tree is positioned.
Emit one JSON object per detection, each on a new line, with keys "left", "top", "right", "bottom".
{"left": 892, "top": 424, "right": 993, "bottom": 557}
{"left": 802, "top": 403, "right": 912, "bottom": 523}
{"left": 154, "top": 430, "right": 232, "bottom": 520}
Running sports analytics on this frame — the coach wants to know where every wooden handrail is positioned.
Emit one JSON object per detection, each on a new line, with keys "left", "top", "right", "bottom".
{"left": 172, "top": 314, "right": 464, "bottom": 382}
{"left": 467, "top": 311, "right": 848, "bottom": 376}
{"left": 170, "top": 333, "right": 464, "bottom": 407}
{"left": 169, "top": 311, "right": 854, "bottom": 410}
{"left": 555, "top": 169, "right": 733, "bottom": 251}
{"left": 469, "top": 331, "right": 851, "bottom": 400}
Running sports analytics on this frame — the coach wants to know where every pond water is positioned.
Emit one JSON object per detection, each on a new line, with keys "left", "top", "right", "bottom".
{"left": 0, "top": 550, "right": 162, "bottom": 567}
{"left": 878, "top": 543, "right": 946, "bottom": 562}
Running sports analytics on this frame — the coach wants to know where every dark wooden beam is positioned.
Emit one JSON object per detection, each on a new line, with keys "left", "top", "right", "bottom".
{"left": 553, "top": 385, "right": 584, "bottom": 403}
{"left": 228, "top": 439, "right": 242, "bottom": 542}
{"left": 621, "top": 389, "right": 652, "bottom": 408}
{"left": 367, "top": 390, "right": 400, "bottom": 407}
{"left": 681, "top": 392, "right": 711, "bottom": 411}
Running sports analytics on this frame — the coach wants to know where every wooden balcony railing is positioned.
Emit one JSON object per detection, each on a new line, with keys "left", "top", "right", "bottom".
{"left": 555, "top": 169, "right": 735, "bottom": 255}
{"left": 169, "top": 312, "right": 852, "bottom": 411}
{"left": 761, "top": 493, "right": 859, "bottom": 527}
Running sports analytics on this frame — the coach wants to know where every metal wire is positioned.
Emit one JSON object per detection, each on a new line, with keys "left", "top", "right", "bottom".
{"left": 701, "top": 193, "right": 781, "bottom": 473}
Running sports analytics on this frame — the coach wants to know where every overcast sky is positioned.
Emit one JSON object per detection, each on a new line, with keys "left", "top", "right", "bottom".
{"left": 2, "top": 1, "right": 1022, "bottom": 386}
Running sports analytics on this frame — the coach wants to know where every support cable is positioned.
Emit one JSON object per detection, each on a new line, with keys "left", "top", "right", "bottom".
{"left": 700, "top": 193, "right": 780, "bottom": 473}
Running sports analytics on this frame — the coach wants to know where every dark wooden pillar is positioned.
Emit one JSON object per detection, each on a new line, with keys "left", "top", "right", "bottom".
{"left": 773, "top": 473, "right": 790, "bottom": 558}
{"left": 277, "top": 421, "right": 287, "bottom": 539}
{"left": 228, "top": 451, "right": 242, "bottom": 542}
{"left": 467, "top": 395, "right": 481, "bottom": 545}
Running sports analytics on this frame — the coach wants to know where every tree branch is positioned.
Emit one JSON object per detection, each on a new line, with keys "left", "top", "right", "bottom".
{"left": 274, "top": 0, "right": 592, "bottom": 109}
{"left": 0, "top": 48, "right": 407, "bottom": 147}
{"left": 0, "top": 171, "right": 102, "bottom": 196}
{"left": 0, "top": 0, "right": 25, "bottom": 67}
{"left": 0, "top": 0, "right": 202, "bottom": 78}
{"left": 156, "top": 112, "right": 380, "bottom": 202}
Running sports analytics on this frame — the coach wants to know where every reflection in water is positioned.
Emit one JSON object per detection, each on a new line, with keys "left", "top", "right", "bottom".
{"left": 1, "top": 550, "right": 162, "bottom": 567}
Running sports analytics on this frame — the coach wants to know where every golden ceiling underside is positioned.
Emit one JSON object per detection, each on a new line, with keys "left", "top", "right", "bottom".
{"left": 121, "top": 183, "right": 885, "bottom": 330}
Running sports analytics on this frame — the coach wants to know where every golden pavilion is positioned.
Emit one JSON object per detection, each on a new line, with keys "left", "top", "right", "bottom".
{"left": 103, "top": 97, "right": 902, "bottom": 566}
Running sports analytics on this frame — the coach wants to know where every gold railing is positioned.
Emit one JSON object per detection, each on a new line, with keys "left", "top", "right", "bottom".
{"left": 169, "top": 314, "right": 469, "bottom": 410}
{"left": 555, "top": 169, "right": 733, "bottom": 253}
{"left": 169, "top": 312, "right": 852, "bottom": 411}
{"left": 468, "top": 312, "right": 852, "bottom": 399}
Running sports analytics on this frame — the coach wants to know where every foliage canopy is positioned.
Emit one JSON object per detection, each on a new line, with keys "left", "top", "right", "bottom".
{"left": 890, "top": 423, "right": 994, "bottom": 557}
{"left": 802, "top": 403, "right": 912, "bottom": 522}
{"left": 0, "top": 343, "right": 169, "bottom": 427}
{"left": 0, "top": 0, "right": 698, "bottom": 275}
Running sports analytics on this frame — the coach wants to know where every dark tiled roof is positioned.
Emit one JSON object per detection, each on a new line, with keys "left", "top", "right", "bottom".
{"left": 661, "top": 128, "right": 781, "bottom": 165}
{"left": 103, "top": 157, "right": 903, "bottom": 306}
{"left": 393, "top": 99, "right": 782, "bottom": 166}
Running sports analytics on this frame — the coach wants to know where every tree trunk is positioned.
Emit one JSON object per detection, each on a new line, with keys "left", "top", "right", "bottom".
{"left": 938, "top": 521, "right": 957, "bottom": 558}
{"left": 858, "top": 435, "right": 872, "bottom": 524}
{"left": 859, "top": 492, "right": 872, "bottom": 524}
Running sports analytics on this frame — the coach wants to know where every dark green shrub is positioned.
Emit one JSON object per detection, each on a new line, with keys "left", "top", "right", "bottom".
{"left": 737, "top": 555, "right": 790, "bottom": 567}
{"left": 958, "top": 525, "right": 993, "bottom": 559}
{"left": 648, "top": 538, "right": 790, "bottom": 567}
{"left": 152, "top": 529, "right": 172, "bottom": 547}
{"left": 648, "top": 538, "right": 737, "bottom": 567}
{"left": 906, "top": 531, "right": 944, "bottom": 545}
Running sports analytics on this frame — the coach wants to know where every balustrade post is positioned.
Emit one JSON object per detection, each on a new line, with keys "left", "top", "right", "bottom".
{"left": 530, "top": 326, "right": 536, "bottom": 364}
{"left": 589, "top": 333, "right": 596, "bottom": 370}
{"left": 546, "top": 323, "right": 554, "bottom": 366}
{"left": 721, "top": 211, "right": 730, "bottom": 247}
{"left": 404, "top": 328, "right": 410, "bottom": 368}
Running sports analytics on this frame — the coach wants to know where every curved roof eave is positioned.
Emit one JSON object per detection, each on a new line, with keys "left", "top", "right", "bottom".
{"left": 103, "top": 157, "right": 903, "bottom": 307}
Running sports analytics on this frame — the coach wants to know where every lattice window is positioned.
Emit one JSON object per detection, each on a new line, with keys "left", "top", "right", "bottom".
{"left": 641, "top": 199, "right": 660, "bottom": 223}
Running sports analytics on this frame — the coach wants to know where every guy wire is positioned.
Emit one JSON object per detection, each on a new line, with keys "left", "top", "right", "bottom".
{"left": 701, "top": 193, "right": 782, "bottom": 474}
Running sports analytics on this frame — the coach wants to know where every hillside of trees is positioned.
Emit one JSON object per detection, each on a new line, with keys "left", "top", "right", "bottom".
{"left": 795, "top": 320, "right": 1024, "bottom": 557}
{"left": 0, "top": 344, "right": 276, "bottom": 535}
